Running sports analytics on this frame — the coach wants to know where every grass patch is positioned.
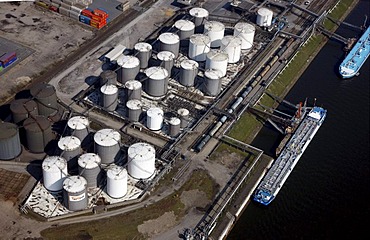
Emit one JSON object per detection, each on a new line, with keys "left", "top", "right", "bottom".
{"left": 323, "top": 0, "right": 355, "bottom": 30}
{"left": 41, "top": 169, "right": 218, "bottom": 240}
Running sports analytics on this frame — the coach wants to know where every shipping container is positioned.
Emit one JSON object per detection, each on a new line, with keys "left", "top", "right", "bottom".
{"left": 93, "top": 9, "right": 108, "bottom": 19}
{"left": 62, "top": 0, "right": 75, "bottom": 6}
{"left": 51, "top": 2, "right": 60, "bottom": 8}
{"left": 60, "top": 2, "right": 70, "bottom": 9}
{"left": 59, "top": 6, "right": 70, "bottom": 16}
{"left": 35, "top": 1, "right": 49, "bottom": 8}
{"left": 69, "top": 11, "right": 80, "bottom": 21}
{"left": 2, "top": 57, "right": 17, "bottom": 68}
{"left": 0, "top": 66, "right": 3, "bottom": 72}
{"left": 79, "top": 15, "right": 91, "bottom": 25}
{"left": 70, "top": 5, "right": 82, "bottom": 14}
{"left": 81, "top": 9, "right": 92, "bottom": 18}
{"left": 52, "top": 0, "right": 62, "bottom": 4}
{"left": 0, "top": 52, "right": 16, "bottom": 64}
{"left": 49, "top": 5, "right": 59, "bottom": 12}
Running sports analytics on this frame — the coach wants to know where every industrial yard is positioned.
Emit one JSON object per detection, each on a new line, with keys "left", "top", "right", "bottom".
{"left": 0, "top": 0, "right": 354, "bottom": 239}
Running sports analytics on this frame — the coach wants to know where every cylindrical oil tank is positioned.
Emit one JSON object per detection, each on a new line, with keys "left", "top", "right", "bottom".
{"left": 177, "top": 108, "right": 190, "bottom": 128}
{"left": 42, "top": 156, "right": 68, "bottom": 192}
{"left": 206, "top": 49, "right": 229, "bottom": 77}
{"left": 221, "top": 36, "right": 242, "bottom": 64}
{"left": 174, "top": 19, "right": 195, "bottom": 45}
{"left": 157, "top": 51, "right": 175, "bottom": 75}
{"left": 134, "top": 42, "right": 152, "bottom": 69}
{"left": 10, "top": 99, "right": 38, "bottom": 124}
{"left": 189, "top": 34, "right": 211, "bottom": 61}
{"left": 256, "top": 7, "right": 273, "bottom": 27}
{"left": 63, "top": 176, "right": 88, "bottom": 211}
{"left": 100, "top": 84, "right": 118, "bottom": 112}
{"left": 204, "top": 21, "right": 225, "bottom": 48}
{"left": 23, "top": 116, "right": 53, "bottom": 153}
{"left": 100, "top": 70, "right": 117, "bottom": 86}
{"left": 180, "top": 59, "right": 199, "bottom": 87}
{"left": 106, "top": 165, "right": 127, "bottom": 198}
{"left": 125, "top": 80, "right": 142, "bottom": 101}
{"left": 116, "top": 55, "right": 140, "bottom": 84}
{"left": 169, "top": 117, "right": 181, "bottom": 137}
{"left": 0, "top": 122, "right": 22, "bottom": 160}
{"left": 126, "top": 99, "right": 142, "bottom": 122}
{"left": 204, "top": 69, "right": 223, "bottom": 96}
{"left": 78, "top": 153, "right": 101, "bottom": 188}
{"left": 146, "top": 107, "right": 164, "bottom": 131}
{"left": 144, "top": 67, "right": 169, "bottom": 97}
{"left": 94, "top": 128, "right": 121, "bottom": 164}
{"left": 58, "top": 136, "right": 81, "bottom": 162}
{"left": 30, "top": 82, "right": 58, "bottom": 117}
{"left": 158, "top": 32, "right": 180, "bottom": 58}
{"left": 67, "top": 116, "right": 89, "bottom": 142}
{"left": 189, "top": 7, "right": 209, "bottom": 28}
{"left": 234, "top": 22, "right": 255, "bottom": 50}
{"left": 127, "top": 142, "right": 156, "bottom": 179}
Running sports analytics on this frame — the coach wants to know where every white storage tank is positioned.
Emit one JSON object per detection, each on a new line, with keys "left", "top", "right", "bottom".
{"left": 169, "top": 117, "right": 181, "bottom": 137}
{"left": 233, "top": 22, "right": 255, "bottom": 50}
{"left": 63, "top": 176, "right": 88, "bottom": 211}
{"left": 78, "top": 153, "right": 101, "bottom": 188}
{"left": 42, "top": 156, "right": 68, "bottom": 192}
{"left": 177, "top": 108, "right": 190, "bottom": 128}
{"left": 106, "top": 164, "right": 128, "bottom": 198}
{"left": 94, "top": 128, "right": 121, "bottom": 164}
{"left": 67, "top": 116, "right": 89, "bottom": 142}
{"left": 174, "top": 19, "right": 195, "bottom": 46}
{"left": 0, "top": 122, "right": 22, "bottom": 160}
{"left": 58, "top": 136, "right": 81, "bottom": 162}
{"left": 256, "top": 7, "right": 273, "bottom": 27}
{"left": 125, "top": 80, "right": 142, "bottom": 101}
{"left": 134, "top": 42, "right": 152, "bottom": 69}
{"left": 117, "top": 55, "right": 140, "bottom": 84}
{"left": 157, "top": 51, "right": 175, "bottom": 75}
{"left": 221, "top": 36, "right": 242, "bottom": 64}
{"left": 158, "top": 32, "right": 180, "bottom": 58}
{"left": 189, "top": 34, "right": 211, "bottom": 62}
{"left": 100, "top": 84, "right": 118, "bottom": 112}
{"left": 204, "top": 69, "right": 223, "bottom": 96}
{"left": 126, "top": 99, "right": 142, "bottom": 122}
{"left": 204, "top": 21, "right": 225, "bottom": 48}
{"left": 189, "top": 7, "right": 209, "bottom": 29}
{"left": 206, "top": 49, "right": 229, "bottom": 77}
{"left": 128, "top": 142, "right": 156, "bottom": 179}
{"left": 180, "top": 59, "right": 199, "bottom": 87}
{"left": 144, "top": 66, "right": 169, "bottom": 97}
{"left": 146, "top": 107, "right": 164, "bottom": 131}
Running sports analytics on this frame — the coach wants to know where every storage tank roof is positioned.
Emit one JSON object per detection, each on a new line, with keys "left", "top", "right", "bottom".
{"left": 204, "top": 21, "right": 225, "bottom": 31}
{"left": 100, "top": 84, "right": 118, "bottom": 95}
{"left": 42, "top": 156, "right": 67, "bottom": 172}
{"left": 169, "top": 117, "right": 181, "bottom": 125}
{"left": 257, "top": 7, "right": 273, "bottom": 16}
{"left": 234, "top": 22, "right": 255, "bottom": 33}
{"left": 30, "top": 82, "right": 56, "bottom": 98}
{"left": 221, "top": 36, "right": 242, "bottom": 47}
{"left": 205, "top": 69, "right": 223, "bottom": 79}
{"left": 107, "top": 165, "right": 127, "bottom": 180}
{"left": 58, "top": 136, "right": 81, "bottom": 151}
{"left": 189, "top": 7, "right": 209, "bottom": 18}
{"left": 128, "top": 142, "right": 155, "bottom": 161}
{"left": 157, "top": 51, "right": 175, "bottom": 61}
{"left": 207, "top": 49, "right": 228, "bottom": 61}
{"left": 181, "top": 59, "right": 199, "bottom": 70}
{"left": 134, "top": 42, "right": 152, "bottom": 52}
{"left": 126, "top": 99, "right": 142, "bottom": 110}
{"left": 94, "top": 128, "right": 120, "bottom": 147}
{"left": 0, "top": 122, "right": 18, "bottom": 139}
{"left": 147, "top": 107, "right": 164, "bottom": 117}
{"left": 116, "top": 55, "right": 140, "bottom": 68}
{"left": 158, "top": 32, "right": 180, "bottom": 45}
{"left": 63, "top": 176, "right": 87, "bottom": 193}
{"left": 175, "top": 19, "right": 195, "bottom": 31}
{"left": 190, "top": 34, "right": 211, "bottom": 45}
{"left": 67, "top": 116, "right": 89, "bottom": 130}
{"left": 177, "top": 108, "right": 189, "bottom": 116}
{"left": 23, "top": 116, "right": 50, "bottom": 132}
{"left": 10, "top": 99, "right": 37, "bottom": 114}
{"left": 78, "top": 153, "right": 101, "bottom": 169}
{"left": 145, "top": 67, "right": 169, "bottom": 80}
{"left": 125, "top": 80, "right": 142, "bottom": 90}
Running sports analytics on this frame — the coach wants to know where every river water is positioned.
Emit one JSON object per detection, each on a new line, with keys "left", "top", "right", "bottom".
{"left": 228, "top": 1, "right": 370, "bottom": 239}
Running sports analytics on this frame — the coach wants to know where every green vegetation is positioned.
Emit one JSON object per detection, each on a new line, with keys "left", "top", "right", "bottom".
{"left": 41, "top": 169, "right": 218, "bottom": 240}
{"left": 323, "top": 0, "right": 355, "bottom": 30}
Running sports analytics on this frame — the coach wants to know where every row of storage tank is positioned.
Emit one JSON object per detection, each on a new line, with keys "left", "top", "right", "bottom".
{"left": 42, "top": 139, "right": 156, "bottom": 211}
